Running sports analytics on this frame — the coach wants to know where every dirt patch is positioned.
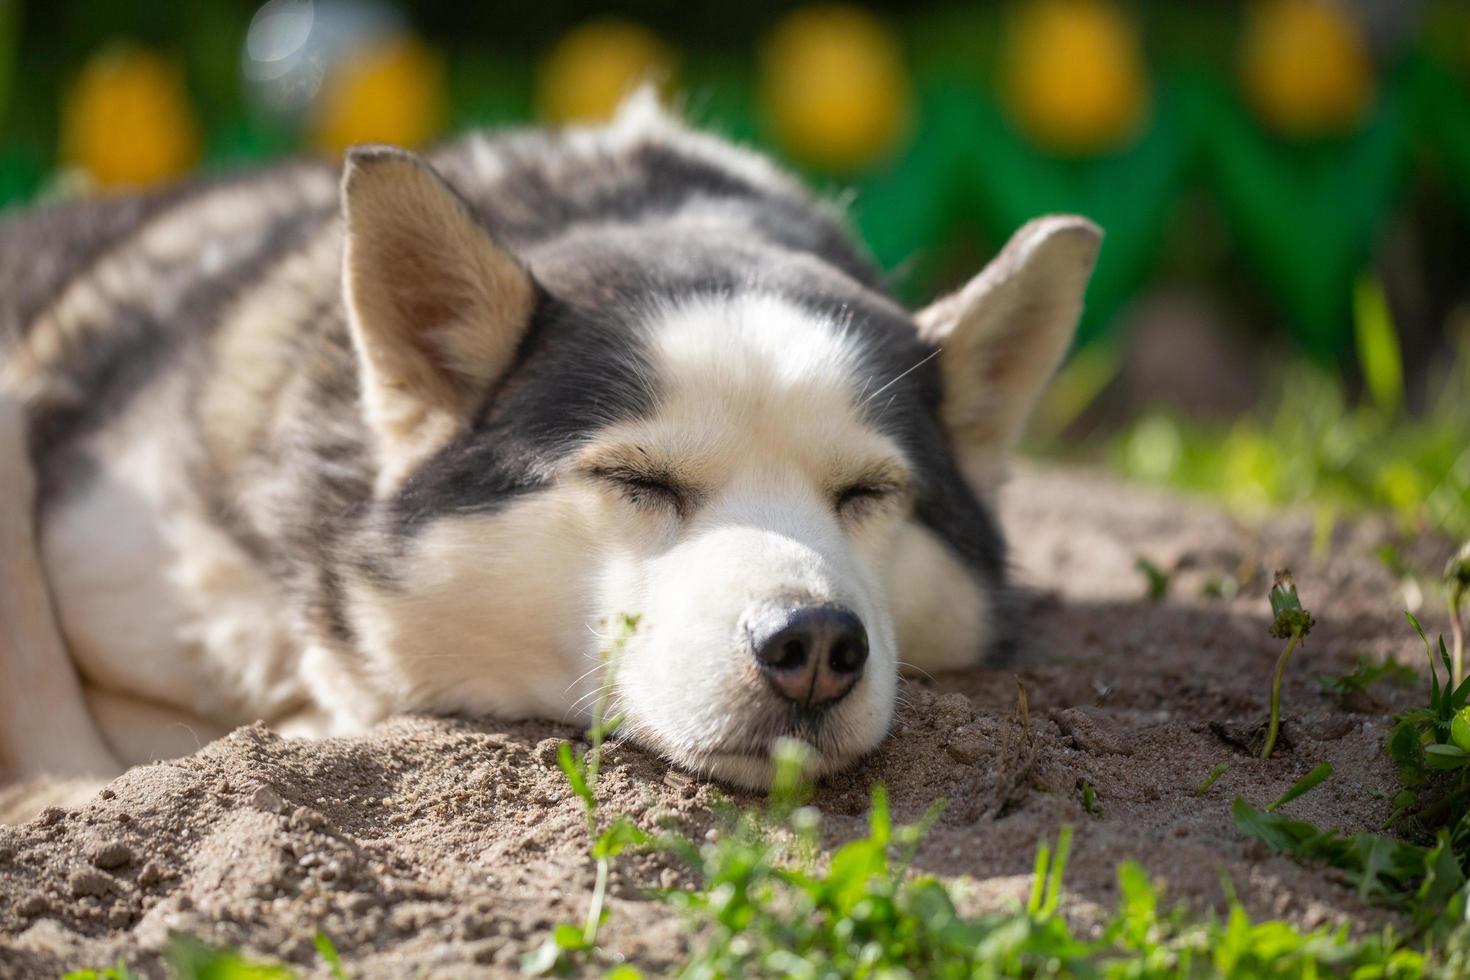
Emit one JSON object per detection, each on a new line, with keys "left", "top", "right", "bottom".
{"left": 0, "top": 465, "right": 1456, "bottom": 977}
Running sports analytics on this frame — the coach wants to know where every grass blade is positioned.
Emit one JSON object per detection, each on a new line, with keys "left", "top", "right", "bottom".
{"left": 1027, "top": 840, "right": 1051, "bottom": 916}
{"left": 1194, "top": 761, "right": 1231, "bottom": 797}
{"left": 1039, "top": 826, "right": 1073, "bottom": 919}
{"left": 557, "top": 742, "right": 594, "bottom": 812}
{"left": 1267, "top": 762, "right": 1334, "bottom": 812}
{"left": 1353, "top": 273, "right": 1403, "bottom": 417}
{"left": 313, "top": 933, "right": 347, "bottom": 980}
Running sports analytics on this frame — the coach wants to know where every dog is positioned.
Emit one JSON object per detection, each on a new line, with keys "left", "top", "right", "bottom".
{"left": 0, "top": 94, "right": 1099, "bottom": 792}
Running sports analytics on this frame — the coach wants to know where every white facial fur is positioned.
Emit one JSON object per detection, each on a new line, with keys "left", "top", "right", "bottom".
{"left": 340, "top": 293, "right": 936, "bottom": 788}
{"left": 591, "top": 294, "right": 913, "bottom": 787}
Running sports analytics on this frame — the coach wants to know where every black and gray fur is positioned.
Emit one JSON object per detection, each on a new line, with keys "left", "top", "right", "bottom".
{"left": 3, "top": 115, "right": 1015, "bottom": 715}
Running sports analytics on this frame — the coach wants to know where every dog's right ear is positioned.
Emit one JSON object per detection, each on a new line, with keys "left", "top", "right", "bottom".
{"left": 915, "top": 216, "right": 1100, "bottom": 496}
{"left": 341, "top": 145, "right": 535, "bottom": 490}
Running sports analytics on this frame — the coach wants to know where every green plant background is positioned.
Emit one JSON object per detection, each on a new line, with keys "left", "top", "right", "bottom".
{"left": 3, "top": 1, "right": 1470, "bottom": 367}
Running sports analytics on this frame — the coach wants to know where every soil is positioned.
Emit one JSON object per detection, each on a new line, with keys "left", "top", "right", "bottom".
{"left": 0, "top": 464, "right": 1458, "bottom": 978}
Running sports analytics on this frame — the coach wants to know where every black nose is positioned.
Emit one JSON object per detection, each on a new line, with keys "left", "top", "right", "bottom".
{"left": 748, "top": 603, "right": 868, "bottom": 707}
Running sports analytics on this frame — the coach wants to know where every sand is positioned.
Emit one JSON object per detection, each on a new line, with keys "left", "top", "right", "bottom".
{"left": 0, "top": 465, "right": 1457, "bottom": 977}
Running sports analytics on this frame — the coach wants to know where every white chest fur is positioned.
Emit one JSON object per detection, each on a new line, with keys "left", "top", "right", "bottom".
{"left": 39, "top": 388, "right": 306, "bottom": 736}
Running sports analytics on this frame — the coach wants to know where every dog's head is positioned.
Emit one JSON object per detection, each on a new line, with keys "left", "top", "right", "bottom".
{"left": 330, "top": 133, "right": 1098, "bottom": 787}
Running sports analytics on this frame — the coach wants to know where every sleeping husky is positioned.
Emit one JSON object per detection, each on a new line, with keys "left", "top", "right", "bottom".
{"left": 0, "top": 96, "right": 1098, "bottom": 791}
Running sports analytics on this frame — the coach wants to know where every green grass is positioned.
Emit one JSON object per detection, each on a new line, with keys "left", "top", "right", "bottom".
{"left": 511, "top": 599, "right": 1470, "bottom": 977}
{"left": 1105, "top": 338, "right": 1470, "bottom": 544}
{"left": 1446, "top": 544, "right": 1469, "bottom": 689}
{"left": 1109, "top": 376, "right": 1470, "bottom": 544}
{"left": 652, "top": 782, "right": 1423, "bottom": 978}
{"left": 1229, "top": 614, "right": 1470, "bottom": 972}
{"left": 62, "top": 964, "right": 135, "bottom": 980}
{"left": 520, "top": 742, "right": 1430, "bottom": 978}
{"left": 1387, "top": 615, "right": 1470, "bottom": 831}
{"left": 63, "top": 934, "right": 310, "bottom": 979}
{"left": 61, "top": 814, "right": 1443, "bottom": 980}
{"left": 522, "top": 614, "right": 647, "bottom": 975}
{"left": 514, "top": 599, "right": 1469, "bottom": 977}
{"left": 1316, "top": 653, "right": 1418, "bottom": 701}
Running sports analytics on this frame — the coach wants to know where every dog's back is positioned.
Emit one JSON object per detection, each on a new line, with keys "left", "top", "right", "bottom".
{"left": 4, "top": 103, "right": 876, "bottom": 466}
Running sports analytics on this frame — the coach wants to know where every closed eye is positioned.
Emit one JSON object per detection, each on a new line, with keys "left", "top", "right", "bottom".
{"left": 834, "top": 480, "right": 903, "bottom": 519}
{"left": 589, "top": 465, "right": 690, "bottom": 516}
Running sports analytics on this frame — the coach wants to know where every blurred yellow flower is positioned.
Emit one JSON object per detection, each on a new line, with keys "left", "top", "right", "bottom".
{"left": 760, "top": 4, "right": 910, "bottom": 172}
{"left": 312, "top": 36, "right": 445, "bottom": 156}
{"left": 1003, "top": 0, "right": 1149, "bottom": 155}
{"left": 1241, "top": 0, "right": 1374, "bottom": 137}
{"left": 61, "top": 46, "right": 200, "bottom": 189}
{"left": 537, "top": 19, "right": 674, "bottom": 125}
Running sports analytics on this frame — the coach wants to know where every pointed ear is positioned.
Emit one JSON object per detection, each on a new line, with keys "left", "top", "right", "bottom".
{"left": 916, "top": 215, "right": 1101, "bottom": 494}
{"left": 341, "top": 145, "right": 535, "bottom": 489}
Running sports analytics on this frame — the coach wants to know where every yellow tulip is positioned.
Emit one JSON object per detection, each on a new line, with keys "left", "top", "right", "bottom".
{"left": 760, "top": 4, "right": 910, "bottom": 171}
{"left": 61, "top": 46, "right": 199, "bottom": 189}
{"left": 1240, "top": 0, "right": 1374, "bottom": 137}
{"left": 1003, "top": 0, "right": 1150, "bottom": 155}
{"left": 537, "top": 19, "right": 674, "bottom": 125}
{"left": 312, "top": 36, "right": 446, "bottom": 156}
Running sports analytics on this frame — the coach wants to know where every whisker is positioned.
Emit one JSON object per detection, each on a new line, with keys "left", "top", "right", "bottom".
{"left": 897, "top": 660, "right": 937, "bottom": 683}
{"left": 169, "top": 723, "right": 207, "bottom": 752}
{"left": 564, "top": 685, "right": 610, "bottom": 719}
{"left": 562, "top": 661, "right": 607, "bottom": 697}
{"left": 862, "top": 348, "right": 940, "bottom": 407}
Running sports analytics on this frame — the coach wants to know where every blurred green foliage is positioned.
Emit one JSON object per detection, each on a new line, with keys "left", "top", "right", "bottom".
{"left": 1111, "top": 328, "right": 1470, "bottom": 540}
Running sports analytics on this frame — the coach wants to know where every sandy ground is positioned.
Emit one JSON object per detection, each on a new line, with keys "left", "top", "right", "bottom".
{"left": 0, "top": 465, "right": 1457, "bottom": 978}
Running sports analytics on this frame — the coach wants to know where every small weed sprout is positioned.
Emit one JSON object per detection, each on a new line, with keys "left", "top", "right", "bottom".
{"left": 1316, "top": 653, "right": 1417, "bottom": 701}
{"left": 524, "top": 613, "right": 649, "bottom": 977}
{"left": 1201, "top": 574, "right": 1240, "bottom": 601}
{"left": 1134, "top": 556, "right": 1171, "bottom": 603}
{"left": 767, "top": 736, "right": 817, "bottom": 817}
{"left": 1447, "top": 541, "right": 1469, "bottom": 689}
{"left": 1261, "top": 571, "right": 1315, "bottom": 759}
{"left": 1194, "top": 761, "right": 1231, "bottom": 797}
{"left": 1080, "top": 780, "right": 1101, "bottom": 817}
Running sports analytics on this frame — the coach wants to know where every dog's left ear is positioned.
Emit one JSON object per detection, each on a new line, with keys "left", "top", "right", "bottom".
{"left": 341, "top": 146, "right": 536, "bottom": 490}
{"left": 916, "top": 215, "right": 1101, "bottom": 494}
